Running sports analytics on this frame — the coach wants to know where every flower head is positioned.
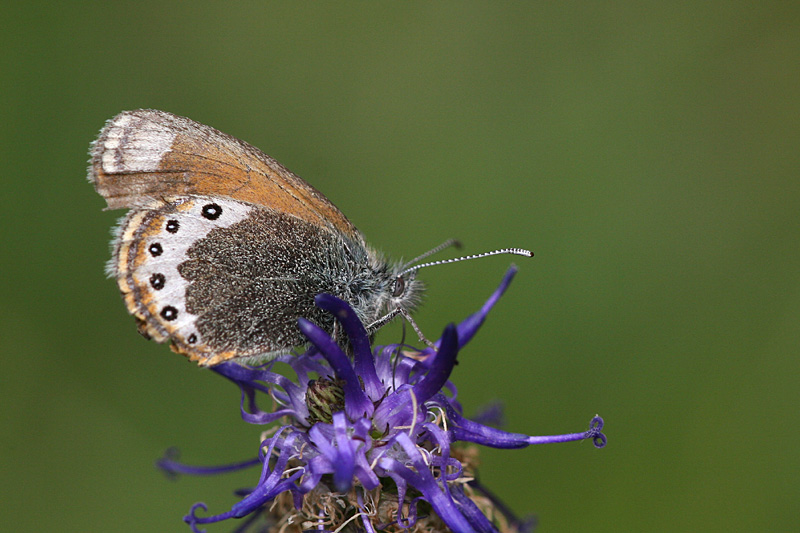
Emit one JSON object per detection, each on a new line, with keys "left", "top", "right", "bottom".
{"left": 159, "top": 267, "right": 606, "bottom": 532}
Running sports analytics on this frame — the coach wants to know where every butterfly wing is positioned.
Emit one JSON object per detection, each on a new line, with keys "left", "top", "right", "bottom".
{"left": 111, "top": 195, "right": 364, "bottom": 366}
{"left": 89, "top": 109, "right": 362, "bottom": 242}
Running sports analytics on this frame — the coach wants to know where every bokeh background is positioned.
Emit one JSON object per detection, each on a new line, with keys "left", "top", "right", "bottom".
{"left": 2, "top": 2, "right": 798, "bottom": 531}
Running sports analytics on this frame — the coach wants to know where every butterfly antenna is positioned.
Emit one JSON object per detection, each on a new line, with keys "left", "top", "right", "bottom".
{"left": 399, "top": 247, "right": 533, "bottom": 278}
{"left": 400, "top": 238, "right": 462, "bottom": 271}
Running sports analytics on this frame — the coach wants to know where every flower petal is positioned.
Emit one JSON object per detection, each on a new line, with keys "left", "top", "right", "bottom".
{"left": 315, "top": 294, "right": 384, "bottom": 400}
{"left": 298, "top": 317, "right": 374, "bottom": 419}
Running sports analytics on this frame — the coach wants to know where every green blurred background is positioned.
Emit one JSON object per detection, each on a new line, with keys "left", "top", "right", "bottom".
{"left": 2, "top": 2, "right": 798, "bottom": 531}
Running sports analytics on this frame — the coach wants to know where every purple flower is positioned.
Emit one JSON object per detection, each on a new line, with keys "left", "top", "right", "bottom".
{"left": 158, "top": 267, "right": 606, "bottom": 532}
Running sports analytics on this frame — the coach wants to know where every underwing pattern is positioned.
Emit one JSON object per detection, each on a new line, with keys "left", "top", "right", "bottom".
{"left": 90, "top": 110, "right": 422, "bottom": 366}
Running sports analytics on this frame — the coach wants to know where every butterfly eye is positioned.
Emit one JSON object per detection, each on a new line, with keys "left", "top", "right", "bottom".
{"left": 392, "top": 276, "right": 405, "bottom": 298}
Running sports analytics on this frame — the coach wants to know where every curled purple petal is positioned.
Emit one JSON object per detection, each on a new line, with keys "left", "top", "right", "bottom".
{"left": 523, "top": 415, "right": 607, "bottom": 447}
{"left": 381, "top": 433, "right": 476, "bottom": 533}
{"left": 157, "top": 448, "right": 259, "bottom": 479}
{"left": 588, "top": 415, "right": 607, "bottom": 448}
{"left": 184, "top": 502, "right": 238, "bottom": 533}
{"left": 230, "top": 432, "right": 305, "bottom": 518}
{"left": 315, "top": 293, "right": 384, "bottom": 400}
{"left": 332, "top": 412, "right": 357, "bottom": 491}
{"left": 298, "top": 317, "right": 373, "bottom": 419}
{"left": 445, "top": 400, "right": 533, "bottom": 449}
{"left": 411, "top": 323, "right": 459, "bottom": 403}
{"left": 449, "top": 404, "right": 607, "bottom": 449}
{"left": 211, "top": 361, "right": 307, "bottom": 423}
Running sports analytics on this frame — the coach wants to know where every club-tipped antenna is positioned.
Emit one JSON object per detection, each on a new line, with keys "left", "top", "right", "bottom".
{"left": 400, "top": 238, "right": 462, "bottom": 271}
{"left": 399, "top": 247, "right": 534, "bottom": 279}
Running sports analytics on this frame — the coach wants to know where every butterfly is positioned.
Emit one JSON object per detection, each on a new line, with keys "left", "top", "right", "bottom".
{"left": 89, "top": 110, "right": 531, "bottom": 366}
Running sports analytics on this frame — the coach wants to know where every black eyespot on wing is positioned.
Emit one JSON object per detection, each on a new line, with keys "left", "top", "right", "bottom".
{"left": 201, "top": 203, "right": 222, "bottom": 220}
{"left": 166, "top": 220, "right": 180, "bottom": 233}
{"left": 148, "top": 243, "right": 163, "bottom": 257}
{"left": 150, "top": 273, "right": 166, "bottom": 290}
{"left": 160, "top": 306, "right": 178, "bottom": 321}
{"left": 187, "top": 334, "right": 197, "bottom": 344}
